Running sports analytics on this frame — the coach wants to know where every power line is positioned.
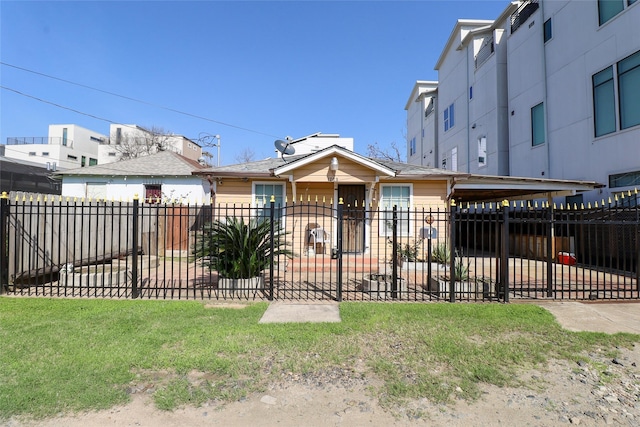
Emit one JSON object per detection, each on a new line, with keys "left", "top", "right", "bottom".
{"left": 1, "top": 86, "right": 182, "bottom": 141}
{"left": 0, "top": 61, "right": 282, "bottom": 139}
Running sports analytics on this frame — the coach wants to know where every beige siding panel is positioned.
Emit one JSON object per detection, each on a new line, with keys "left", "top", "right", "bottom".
{"left": 294, "top": 157, "right": 377, "bottom": 183}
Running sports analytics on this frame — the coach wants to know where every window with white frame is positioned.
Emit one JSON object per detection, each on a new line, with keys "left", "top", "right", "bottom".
{"left": 253, "top": 182, "right": 285, "bottom": 223}
{"left": 444, "top": 103, "right": 455, "bottom": 131}
{"left": 478, "top": 136, "right": 487, "bottom": 167}
{"left": 379, "top": 184, "right": 412, "bottom": 236}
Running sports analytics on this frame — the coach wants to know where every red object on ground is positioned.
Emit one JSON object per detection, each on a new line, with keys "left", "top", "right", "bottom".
{"left": 557, "top": 252, "right": 576, "bottom": 266}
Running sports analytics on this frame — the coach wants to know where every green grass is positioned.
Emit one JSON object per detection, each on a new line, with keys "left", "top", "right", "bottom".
{"left": 0, "top": 298, "right": 637, "bottom": 421}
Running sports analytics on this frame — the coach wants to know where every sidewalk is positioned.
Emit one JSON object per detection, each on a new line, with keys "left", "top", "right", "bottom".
{"left": 258, "top": 301, "right": 640, "bottom": 335}
{"left": 532, "top": 301, "right": 640, "bottom": 334}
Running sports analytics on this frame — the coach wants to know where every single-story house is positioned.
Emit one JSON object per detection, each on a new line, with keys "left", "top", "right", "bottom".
{"left": 194, "top": 145, "right": 603, "bottom": 256}
{"left": 56, "top": 151, "right": 211, "bottom": 203}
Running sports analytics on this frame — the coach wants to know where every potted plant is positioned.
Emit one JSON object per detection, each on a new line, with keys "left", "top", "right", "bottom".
{"left": 193, "top": 217, "right": 293, "bottom": 292}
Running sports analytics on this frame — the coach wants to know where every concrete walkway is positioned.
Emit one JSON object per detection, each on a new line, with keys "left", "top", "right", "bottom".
{"left": 532, "top": 301, "right": 640, "bottom": 334}
{"left": 257, "top": 301, "right": 640, "bottom": 336}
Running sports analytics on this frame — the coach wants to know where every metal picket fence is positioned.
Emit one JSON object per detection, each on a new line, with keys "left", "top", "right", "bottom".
{"left": 1, "top": 192, "right": 638, "bottom": 302}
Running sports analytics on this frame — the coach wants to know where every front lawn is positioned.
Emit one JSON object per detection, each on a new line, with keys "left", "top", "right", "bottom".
{"left": 0, "top": 298, "right": 637, "bottom": 420}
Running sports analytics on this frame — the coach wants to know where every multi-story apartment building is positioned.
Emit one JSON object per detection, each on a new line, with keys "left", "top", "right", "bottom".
{"left": 405, "top": 81, "right": 438, "bottom": 167}
{"left": 3, "top": 124, "right": 204, "bottom": 170}
{"left": 3, "top": 124, "right": 107, "bottom": 170}
{"left": 407, "top": 0, "right": 640, "bottom": 204}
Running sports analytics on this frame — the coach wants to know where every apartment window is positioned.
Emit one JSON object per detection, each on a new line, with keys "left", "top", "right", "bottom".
{"left": 67, "top": 155, "right": 77, "bottom": 161}
{"left": 531, "top": 102, "right": 545, "bottom": 146}
{"left": 116, "top": 128, "right": 122, "bottom": 145}
{"left": 28, "top": 152, "right": 36, "bottom": 156}
{"left": 253, "top": 183, "right": 285, "bottom": 223}
{"left": 593, "top": 66, "right": 616, "bottom": 136}
{"left": 81, "top": 156, "right": 86, "bottom": 167}
{"left": 42, "top": 152, "right": 49, "bottom": 157}
{"left": 89, "top": 158, "right": 98, "bottom": 166}
{"left": 543, "top": 18, "right": 552, "bottom": 42}
{"left": 618, "top": 51, "right": 640, "bottom": 130}
{"left": 379, "top": 184, "right": 412, "bottom": 237}
{"left": 593, "top": 50, "right": 640, "bottom": 137}
{"left": 409, "top": 137, "right": 416, "bottom": 156}
{"left": 609, "top": 170, "right": 640, "bottom": 188}
{"left": 469, "top": 86, "right": 473, "bottom": 99}
{"left": 108, "top": 152, "right": 117, "bottom": 157}
{"left": 444, "top": 103, "right": 455, "bottom": 131}
{"left": 598, "top": 0, "right": 624, "bottom": 25}
{"left": 478, "top": 136, "right": 487, "bottom": 167}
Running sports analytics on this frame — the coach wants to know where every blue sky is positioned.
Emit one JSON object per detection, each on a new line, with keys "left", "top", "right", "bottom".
{"left": 1, "top": 0, "right": 508, "bottom": 165}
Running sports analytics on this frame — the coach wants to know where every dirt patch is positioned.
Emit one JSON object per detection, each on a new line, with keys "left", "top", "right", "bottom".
{"left": 9, "top": 346, "right": 640, "bottom": 427}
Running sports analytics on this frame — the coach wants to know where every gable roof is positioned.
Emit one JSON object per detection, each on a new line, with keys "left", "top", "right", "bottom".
{"left": 195, "top": 145, "right": 467, "bottom": 180}
{"left": 56, "top": 151, "right": 206, "bottom": 177}
{"left": 273, "top": 145, "right": 396, "bottom": 176}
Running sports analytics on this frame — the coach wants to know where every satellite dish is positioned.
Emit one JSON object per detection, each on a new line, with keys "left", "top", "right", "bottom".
{"left": 274, "top": 139, "right": 295, "bottom": 156}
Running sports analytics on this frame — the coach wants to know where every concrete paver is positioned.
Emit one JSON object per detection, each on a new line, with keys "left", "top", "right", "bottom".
{"left": 258, "top": 302, "right": 341, "bottom": 324}
{"left": 533, "top": 301, "right": 640, "bottom": 334}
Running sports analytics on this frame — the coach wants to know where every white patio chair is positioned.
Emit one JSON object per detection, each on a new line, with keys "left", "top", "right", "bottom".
{"left": 309, "top": 227, "right": 329, "bottom": 255}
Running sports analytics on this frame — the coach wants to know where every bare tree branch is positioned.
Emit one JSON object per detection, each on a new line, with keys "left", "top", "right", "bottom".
{"left": 235, "top": 147, "right": 256, "bottom": 164}
{"left": 366, "top": 141, "right": 404, "bottom": 163}
{"left": 111, "top": 126, "right": 173, "bottom": 160}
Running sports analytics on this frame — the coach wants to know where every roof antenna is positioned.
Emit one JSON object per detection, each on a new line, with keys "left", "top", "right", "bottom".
{"left": 274, "top": 137, "right": 295, "bottom": 162}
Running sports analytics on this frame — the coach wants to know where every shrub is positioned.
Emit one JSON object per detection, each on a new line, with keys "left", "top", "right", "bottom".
{"left": 193, "top": 217, "right": 292, "bottom": 279}
{"left": 431, "top": 243, "right": 450, "bottom": 265}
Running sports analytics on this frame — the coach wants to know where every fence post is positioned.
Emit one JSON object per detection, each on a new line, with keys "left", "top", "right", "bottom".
{"left": 636, "top": 204, "right": 639, "bottom": 293}
{"left": 131, "top": 195, "right": 139, "bottom": 299}
{"left": 268, "top": 197, "right": 275, "bottom": 301}
{"left": 501, "top": 201, "right": 510, "bottom": 303}
{"left": 0, "top": 192, "right": 8, "bottom": 294}
{"left": 546, "top": 204, "right": 554, "bottom": 298}
{"left": 391, "top": 205, "right": 398, "bottom": 299}
{"left": 449, "top": 200, "right": 457, "bottom": 303}
{"left": 336, "top": 199, "right": 343, "bottom": 302}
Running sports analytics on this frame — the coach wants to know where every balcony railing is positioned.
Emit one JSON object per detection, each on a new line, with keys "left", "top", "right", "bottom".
{"left": 475, "top": 37, "right": 495, "bottom": 69}
{"left": 511, "top": 0, "right": 539, "bottom": 33}
{"left": 6, "top": 137, "right": 74, "bottom": 148}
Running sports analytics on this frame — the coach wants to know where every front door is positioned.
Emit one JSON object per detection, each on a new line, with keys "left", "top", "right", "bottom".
{"left": 338, "top": 184, "right": 365, "bottom": 253}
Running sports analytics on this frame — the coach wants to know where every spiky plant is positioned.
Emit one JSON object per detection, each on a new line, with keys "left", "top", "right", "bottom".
{"left": 193, "top": 217, "right": 292, "bottom": 279}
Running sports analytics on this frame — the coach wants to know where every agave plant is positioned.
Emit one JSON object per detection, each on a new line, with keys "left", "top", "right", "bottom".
{"left": 431, "top": 243, "right": 450, "bottom": 265}
{"left": 193, "top": 217, "right": 292, "bottom": 279}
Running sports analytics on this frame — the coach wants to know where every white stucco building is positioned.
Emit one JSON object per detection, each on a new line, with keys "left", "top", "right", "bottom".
{"left": 3, "top": 124, "right": 107, "bottom": 170}
{"left": 407, "top": 0, "right": 640, "bottom": 204}
{"left": 58, "top": 151, "right": 211, "bottom": 203}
